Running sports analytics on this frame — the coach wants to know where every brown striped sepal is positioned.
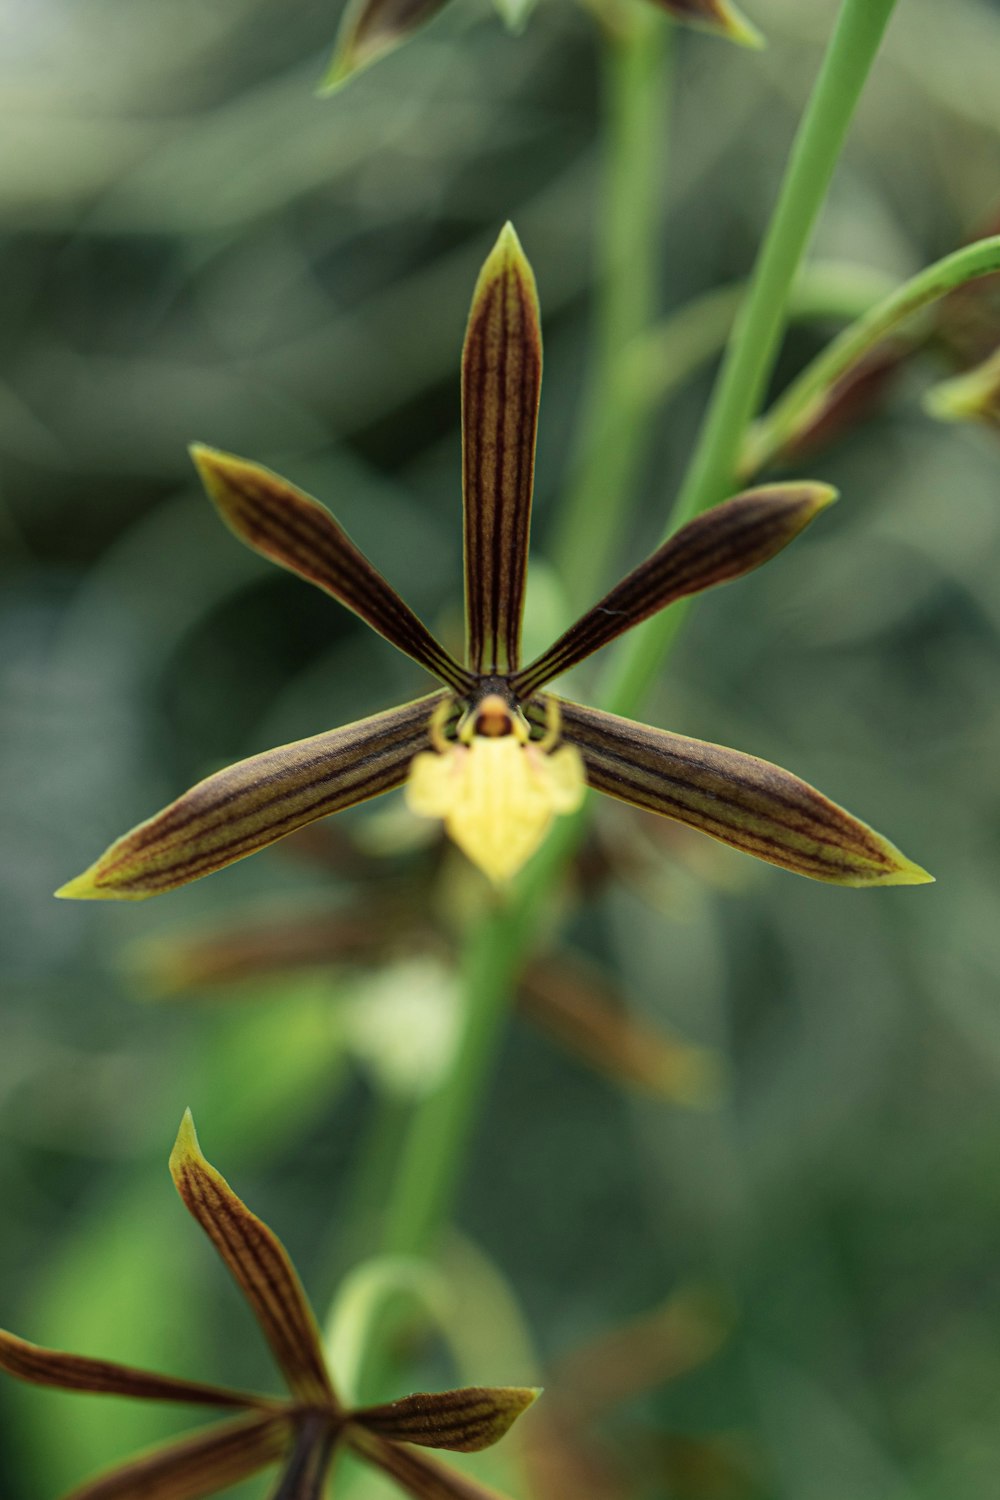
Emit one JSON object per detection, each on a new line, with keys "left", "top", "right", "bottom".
{"left": 322, "top": 0, "right": 451, "bottom": 92}
{"left": 267, "top": 1416, "right": 338, "bottom": 1500}
{"left": 56, "top": 691, "right": 452, "bottom": 900}
{"left": 192, "top": 446, "right": 470, "bottom": 694}
{"left": 348, "top": 1429, "right": 517, "bottom": 1500}
{"left": 512, "top": 484, "right": 835, "bottom": 696}
{"left": 654, "top": 0, "right": 763, "bottom": 46}
{"left": 352, "top": 1385, "right": 539, "bottom": 1452}
{"left": 0, "top": 1329, "right": 271, "bottom": 1410}
{"left": 169, "top": 1112, "right": 337, "bottom": 1410}
{"left": 553, "top": 697, "right": 933, "bottom": 888}
{"left": 462, "top": 223, "right": 542, "bottom": 676}
{"left": 62, "top": 1412, "right": 292, "bottom": 1500}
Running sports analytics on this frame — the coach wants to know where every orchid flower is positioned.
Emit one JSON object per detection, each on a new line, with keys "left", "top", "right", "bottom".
{"left": 58, "top": 224, "right": 930, "bottom": 899}
{"left": 326, "top": 0, "right": 762, "bottom": 93}
{"left": 0, "top": 1113, "right": 536, "bottom": 1500}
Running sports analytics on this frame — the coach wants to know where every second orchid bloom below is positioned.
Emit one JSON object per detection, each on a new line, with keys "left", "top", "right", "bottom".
{"left": 0, "top": 1113, "right": 537, "bottom": 1500}
{"left": 58, "top": 224, "right": 930, "bottom": 899}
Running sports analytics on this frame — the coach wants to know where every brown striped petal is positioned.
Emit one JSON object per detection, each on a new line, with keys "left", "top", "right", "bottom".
{"left": 63, "top": 1412, "right": 291, "bottom": 1500}
{"left": 349, "top": 1429, "right": 514, "bottom": 1500}
{"left": 512, "top": 484, "right": 834, "bottom": 697}
{"left": 56, "top": 692, "right": 452, "bottom": 901}
{"left": 554, "top": 698, "right": 933, "bottom": 888}
{"left": 462, "top": 223, "right": 542, "bottom": 676}
{"left": 0, "top": 1329, "right": 268, "bottom": 1410}
{"left": 654, "top": 0, "right": 763, "bottom": 47}
{"left": 265, "top": 1415, "right": 338, "bottom": 1500}
{"left": 169, "top": 1112, "right": 337, "bottom": 1410}
{"left": 322, "top": 0, "right": 451, "bottom": 92}
{"left": 191, "top": 446, "right": 470, "bottom": 695}
{"left": 353, "top": 1386, "right": 539, "bottom": 1453}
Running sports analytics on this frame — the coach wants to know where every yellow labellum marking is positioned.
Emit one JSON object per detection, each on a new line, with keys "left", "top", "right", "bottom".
{"left": 406, "top": 696, "right": 585, "bottom": 884}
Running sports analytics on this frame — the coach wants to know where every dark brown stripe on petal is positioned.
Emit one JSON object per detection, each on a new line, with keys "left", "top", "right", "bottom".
{"left": 0, "top": 1329, "right": 268, "bottom": 1409}
{"left": 63, "top": 1412, "right": 291, "bottom": 1500}
{"left": 192, "top": 447, "right": 470, "bottom": 693}
{"left": 555, "top": 697, "right": 931, "bottom": 888}
{"left": 512, "top": 485, "right": 834, "bottom": 696}
{"left": 348, "top": 1429, "right": 512, "bottom": 1500}
{"left": 60, "top": 693, "right": 451, "bottom": 900}
{"left": 353, "top": 1387, "right": 538, "bottom": 1453}
{"left": 169, "top": 1115, "right": 336, "bottom": 1410}
{"left": 462, "top": 225, "right": 542, "bottom": 675}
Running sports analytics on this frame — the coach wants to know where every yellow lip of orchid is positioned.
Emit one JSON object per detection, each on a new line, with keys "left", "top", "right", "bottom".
{"left": 405, "top": 692, "right": 586, "bottom": 886}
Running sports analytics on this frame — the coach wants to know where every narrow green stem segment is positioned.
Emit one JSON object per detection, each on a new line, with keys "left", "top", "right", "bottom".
{"left": 606, "top": 0, "right": 900, "bottom": 719}
{"left": 744, "top": 234, "right": 1000, "bottom": 473}
{"left": 552, "top": 9, "right": 671, "bottom": 611}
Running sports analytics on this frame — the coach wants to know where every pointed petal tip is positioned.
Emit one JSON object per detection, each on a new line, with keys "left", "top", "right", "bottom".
{"left": 54, "top": 864, "right": 143, "bottom": 901}
{"left": 170, "top": 1108, "right": 201, "bottom": 1176}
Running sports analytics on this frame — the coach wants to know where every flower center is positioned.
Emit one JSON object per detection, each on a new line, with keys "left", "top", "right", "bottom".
{"left": 405, "top": 691, "right": 585, "bottom": 883}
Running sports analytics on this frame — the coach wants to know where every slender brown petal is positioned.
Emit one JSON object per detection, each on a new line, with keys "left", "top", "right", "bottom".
{"left": 63, "top": 1412, "right": 291, "bottom": 1500}
{"left": 322, "top": 0, "right": 451, "bottom": 92}
{"left": 349, "top": 1428, "right": 514, "bottom": 1500}
{"left": 191, "top": 446, "right": 471, "bottom": 694}
{"left": 518, "top": 957, "right": 721, "bottom": 1104}
{"left": 0, "top": 1329, "right": 268, "bottom": 1409}
{"left": 462, "top": 223, "right": 542, "bottom": 676}
{"left": 654, "top": 0, "right": 763, "bottom": 47}
{"left": 169, "top": 1112, "right": 337, "bottom": 1409}
{"left": 56, "top": 692, "right": 452, "bottom": 900}
{"left": 354, "top": 1386, "right": 539, "bottom": 1453}
{"left": 266, "top": 1415, "right": 338, "bottom": 1500}
{"left": 512, "top": 484, "right": 835, "bottom": 696}
{"left": 553, "top": 698, "right": 933, "bottom": 888}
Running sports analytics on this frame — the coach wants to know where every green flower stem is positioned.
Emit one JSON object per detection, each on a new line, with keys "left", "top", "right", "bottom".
{"left": 605, "top": 0, "right": 901, "bottom": 719}
{"left": 627, "top": 259, "right": 898, "bottom": 433}
{"left": 367, "top": 0, "right": 900, "bottom": 1376}
{"left": 743, "top": 234, "right": 1000, "bottom": 474}
{"left": 552, "top": 7, "right": 671, "bottom": 612}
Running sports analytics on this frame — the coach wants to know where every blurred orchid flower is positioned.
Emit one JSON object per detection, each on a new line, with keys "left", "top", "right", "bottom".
{"left": 58, "top": 224, "right": 929, "bottom": 898}
{"left": 0, "top": 1112, "right": 537, "bottom": 1500}
{"left": 324, "top": 0, "right": 761, "bottom": 93}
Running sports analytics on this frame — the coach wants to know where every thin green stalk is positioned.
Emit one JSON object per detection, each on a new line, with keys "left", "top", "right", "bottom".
{"left": 370, "top": 0, "right": 900, "bottom": 1343}
{"left": 553, "top": 8, "right": 671, "bottom": 611}
{"left": 744, "top": 233, "right": 1000, "bottom": 473}
{"left": 607, "top": 0, "right": 900, "bottom": 719}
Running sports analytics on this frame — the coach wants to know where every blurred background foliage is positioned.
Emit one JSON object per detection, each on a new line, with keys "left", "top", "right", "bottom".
{"left": 3, "top": 0, "right": 1000, "bottom": 1496}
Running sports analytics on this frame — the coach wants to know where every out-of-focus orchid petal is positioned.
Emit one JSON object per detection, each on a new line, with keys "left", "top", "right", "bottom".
{"left": 56, "top": 692, "right": 452, "bottom": 900}
{"left": 512, "top": 484, "right": 834, "bottom": 696}
{"left": 349, "top": 1428, "right": 514, "bottom": 1500}
{"left": 322, "top": 0, "right": 451, "bottom": 93}
{"left": 925, "top": 346, "right": 1000, "bottom": 429}
{"left": 0, "top": 1330, "right": 269, "bottom": 1410}
{"left": 169, "top": 1113, "right": 336, "bottom": 1410}
{"left": 62, "top": 1413, "right": 291, "bottom": 1500}
{"left": 352, "top": 1385, "right": 539, "bottom": 1452}
{"left": 519, "top": 957, "right": 721, "bottom": 1105}
{"left": 462, "top": 223, "right": 542, "bottom": 675}
{"left": 265, "top": 1416, "right": 338, "bottom": 1500}
{"left": 192, "top": 446, "right": 470, "bottom": 694}
{"left": 654, "top": 0, "right": 763, "bottom": 47}
{"left": 554, "top": 697, "right": 933, "bottom": 887}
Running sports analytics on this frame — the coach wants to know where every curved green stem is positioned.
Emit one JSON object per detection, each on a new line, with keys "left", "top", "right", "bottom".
{"left": 744, "top": 234, "right": 1000, "bottom": 473}
{"left": 606, "top": 0, "right": 900, "bottom": 719}
{"left": 552, "top": 10, "right": 671, "bottom": 612}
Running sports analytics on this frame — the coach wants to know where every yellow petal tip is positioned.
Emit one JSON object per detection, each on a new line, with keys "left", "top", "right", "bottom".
{"left": 169, "top": 1108, "right": 202, "bottom": 1176}
{"left": 54, "top": 867, "right": 105, "bottom": 901}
